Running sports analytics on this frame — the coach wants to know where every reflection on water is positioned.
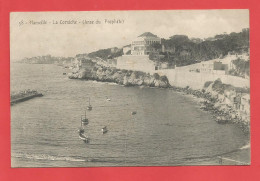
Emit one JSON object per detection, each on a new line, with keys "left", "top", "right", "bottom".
{"left": 11, "top": 63, "right": 248, "bottom": 167}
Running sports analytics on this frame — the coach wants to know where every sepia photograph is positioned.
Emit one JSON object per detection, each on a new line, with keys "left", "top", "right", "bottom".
{"left": 10, "top": 10, "right": 250, "bottom": 167}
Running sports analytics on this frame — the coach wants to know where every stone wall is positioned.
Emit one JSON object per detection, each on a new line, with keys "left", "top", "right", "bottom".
{"left": 156, "top": 69, "right": 249, "bottom": 90}
{"left": 116, "top": 55, "right": 156, "bottom": 73}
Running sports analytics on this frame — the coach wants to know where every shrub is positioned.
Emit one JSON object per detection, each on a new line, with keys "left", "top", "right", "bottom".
{"left": 159, "top": 75, "right": 168, "bottom": 82}
{"left": 92, "top": 66, "right": 98, "bottom": 71}
{"left": 153, "top": 73, "right": 160, "bottom": 80}
{"left": 122, "top": 69, "right": 128, "bottom": 73}
{"left": 204, "top": 81, "right": 213, "bottom": 88}
{"left": 133, "top": 71, "right": 145, "bottom": 78}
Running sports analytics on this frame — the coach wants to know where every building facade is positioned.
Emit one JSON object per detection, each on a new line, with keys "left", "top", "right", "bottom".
{"left": 131, "top": 32, "right": 161, "bottom": 55}
{"left": 200, "top": 61, "right": 228, "bottom": 74}
{"left": 116, "top": 32, "right": 161, "bottom": 73}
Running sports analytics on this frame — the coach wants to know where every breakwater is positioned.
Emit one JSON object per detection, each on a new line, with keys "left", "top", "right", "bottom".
{"left": 11, "top": 90, "right": 43, "bottom": 105}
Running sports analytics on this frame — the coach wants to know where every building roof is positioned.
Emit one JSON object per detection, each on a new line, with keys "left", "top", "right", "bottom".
{"left": 138, "top": 32, "right": 158, "bottom": 38}
{"left": 123, "top": 44, "right": 131, "bottom": 48}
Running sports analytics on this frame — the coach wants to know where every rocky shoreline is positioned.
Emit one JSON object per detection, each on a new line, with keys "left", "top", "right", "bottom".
{"left": 68, "top": 66, "right": 170, "bottom": 88}
{"left": 170, "top": 86, "right": 250, "bottom": 134}
{"left": 68, "top": 67, "right": 250, "bottom": 134}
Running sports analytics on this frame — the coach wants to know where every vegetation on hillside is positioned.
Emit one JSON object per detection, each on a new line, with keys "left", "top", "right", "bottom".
{"left": 88, "top": 47, "right": 123, "bottom": 60}
{"left": 87, "top": 28, "right": 249, "bottom": 68}
{"left": 20, "top": 28, "right": 249, "bottom": 71}
{"left": 229, "top": 58, "right": 250, "bottom": 78}
{"left": 159, "top": 28, "right": 249, "bottom": 66}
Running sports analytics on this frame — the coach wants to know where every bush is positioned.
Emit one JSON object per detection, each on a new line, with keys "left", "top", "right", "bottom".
{"left": 134, "top": 71, "right": 145, "bottom": 78}
{"left": 153, "top": 73, "right": 160, "bottom": 80}
{"left": 212, "top": 79, "right": 225, "bottom": 94}
{"left": 159, "top": 75, "right": 168, "bottom": 82}
{"left": 204, "top": 81, "right": 213, "bottom": 88}
{"left": 121, "top": 69, "right": 128, "bottom": 73}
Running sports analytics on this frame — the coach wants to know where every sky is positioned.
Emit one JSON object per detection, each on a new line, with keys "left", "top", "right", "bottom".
{"left": 10, "top": 10, "right": 249, "bottom": 60}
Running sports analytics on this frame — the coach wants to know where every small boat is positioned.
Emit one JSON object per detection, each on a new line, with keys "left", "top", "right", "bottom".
{"left": 78, "top": 127, "right": 85, "bottom": 134}
{"left": 82, "top": 118, "right": 89, "bottom": 125}
{"left": 87, "top": 97, "right": 92, "bottom": 110}
{"left": 131, "top": 111, "right": 137, "bottom": 115}
{"left": 101, "top": 126, "right": 108, "bottom": 134}
{"left": 106, "top": 97, "right": 111, "bottom": 101}
{"left": 78, "top": 115, "right": 89, "bottom": 143}
{"left": 81, "top": 111, "right": 89, "bottom": 125}
{"left": 63, "top": 72, "right": 67, "bottom": 75}
{"left": 215, "top": 116, "right": 228, "bottom": 124}
{"left": 79, "top": 133, "right": 89, "bottom": 143}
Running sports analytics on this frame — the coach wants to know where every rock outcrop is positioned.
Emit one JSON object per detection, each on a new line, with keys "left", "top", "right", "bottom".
{"left": 68, "top": 66, "right": 170, "bottom": 88}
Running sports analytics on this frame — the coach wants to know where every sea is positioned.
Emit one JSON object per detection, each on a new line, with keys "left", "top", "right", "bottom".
{"left": 10, "top": 63, "right": 249, "bottom": 167}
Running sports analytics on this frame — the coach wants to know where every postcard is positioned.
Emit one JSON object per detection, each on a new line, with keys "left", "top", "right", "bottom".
{"left": 10, "top": 10, "right": 250, "bottom": 167}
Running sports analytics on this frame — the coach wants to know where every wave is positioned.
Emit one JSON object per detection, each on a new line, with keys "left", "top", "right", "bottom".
{"left": 12, "top": 153, "right": 86, "bottom": 162}
{"left": 12, "top": 153, "right": 126, "bottom": 164}
{"left": 90, "top": 80, "right": 118, "bottom": 86}
{"left": 239, "top": 142, "right": 250, "bottom": 150}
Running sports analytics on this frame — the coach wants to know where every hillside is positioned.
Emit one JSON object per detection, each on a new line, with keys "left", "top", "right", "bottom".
{"left": 88, "top": 47, "right": 123, "bottom": 60}
{"left": 86, "top": 29, "right": 249, "bottom": 68}
{"left": 20, "top": 55, "right": 74, "bottom": 65}
{"left": 159, "top": 28, "right": 249, "bottom": 66}
{"left": 19, "top": 29, "right": 249, "bottom": 69}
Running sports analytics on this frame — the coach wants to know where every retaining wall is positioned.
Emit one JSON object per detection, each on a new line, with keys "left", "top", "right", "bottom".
{"left": 155, "top": 69, "right": 249, "bottom": 89}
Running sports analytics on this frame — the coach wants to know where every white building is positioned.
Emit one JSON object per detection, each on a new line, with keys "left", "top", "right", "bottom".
{"left": 117, "top": 32, "right": 161, "bottom": 73}
{"left": 131, "top": 32, "right": 161, "bottom": 55}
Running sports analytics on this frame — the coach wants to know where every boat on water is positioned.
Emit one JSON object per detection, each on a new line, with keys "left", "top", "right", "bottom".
{"left": 78, "top": 126, "right": 85, "bottom": 134}
{"left": 101, "top": 126, "right": 108, "bottom": 134}
{"left": 81, "top": 111, "right": 89, "bottom": 125}
{"left": 79, "top": 133, "right": 89, "bottom": 143}
{"left": 106, "top": 96, "right": 111, "bottom": 101}
{"left": 215, "top": 116, "right": 229, "bottom": 124}
{"left": 87, "top": 97, "right": 92, "bottom": 110}
{"left": 78, "top": 114, "right": 89, "bottom": 143}
{"left": 131, "top": 111, "right": 137, "bottom": 115}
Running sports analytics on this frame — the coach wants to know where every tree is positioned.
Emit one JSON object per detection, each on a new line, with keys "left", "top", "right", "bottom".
{"left": 151, "top": 42, "right": 162, "bottom": 50}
